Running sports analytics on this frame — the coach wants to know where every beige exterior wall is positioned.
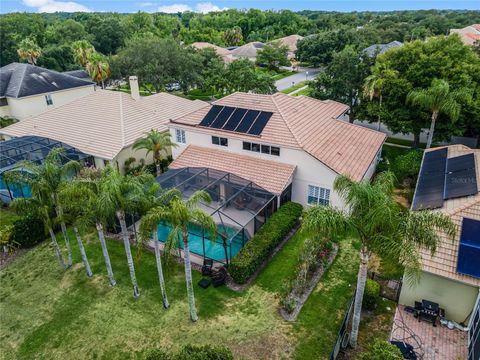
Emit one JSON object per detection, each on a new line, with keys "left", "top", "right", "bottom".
{"left": 399, "top": 271, "right": 479, "bottom": 323}
{"left": 0, "top": 104, "right": 11, "bottom": 118}
{"left": 7, "top": 85, "right": 94, "bottom": 120}
{"left": 168, "top": 125, "right": 357, "bottom": 209}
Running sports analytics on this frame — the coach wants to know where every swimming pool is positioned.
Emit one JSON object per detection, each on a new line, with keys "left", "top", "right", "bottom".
{"left": 157, "top": 222, "right": 246, "bottom": 262}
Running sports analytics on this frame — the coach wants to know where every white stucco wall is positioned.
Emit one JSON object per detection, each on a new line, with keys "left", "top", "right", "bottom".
{"left": 0, "top": 104, "right": 11, "bottom": 118}
{"left": 399, "top": 271, "right": 479, "bottom": 323}
{"left": 6, "top": 85, "right": 94, "bottom": 120}
{"left": 168, "top": 125, "right": 350, "bottom": 208}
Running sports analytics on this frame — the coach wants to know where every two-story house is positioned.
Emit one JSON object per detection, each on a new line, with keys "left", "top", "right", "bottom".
{"left": 0, "top": 63, "right": 95, "bottom": 120}
{"left": 168, "top": 92, "right": 386, "bottom": 209}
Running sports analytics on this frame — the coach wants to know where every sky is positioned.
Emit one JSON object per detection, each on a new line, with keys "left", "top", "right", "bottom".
{"left": 1, "top": 0, "right": 479, "bottom": 14}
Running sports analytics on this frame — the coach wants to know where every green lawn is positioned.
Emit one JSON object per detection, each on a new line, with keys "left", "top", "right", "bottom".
{"left": 281, "top": 81, "right": 308, "bottom": 95}
{"left": 0, "top": 227, "right": 360, "bottom": 359}
{"left": 256, "top": 67, "right": 296, "bottom": 81}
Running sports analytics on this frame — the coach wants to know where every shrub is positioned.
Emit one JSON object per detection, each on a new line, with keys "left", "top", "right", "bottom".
{"left": 357, "top": 338, "right": 403, "bottom": 360}
{"left": 175, "top": 345, "right": 233, "bottom": 360}
{"left": 228, "top": 202, "right": 303, "bottom": 284}
{"left": 363, "top": 279, "right": 381, "bottom": 310}
{"left": 0, "top": 225, "right": 18, "bottom": 253}
{"left": 144, "top": 345, "right": 233, "bottom": 360}
{"left": 392, "top": 150, "right": 423, "bottom": 184}
{"left": 10, "top": 215, "right": 46, "bottom": 248}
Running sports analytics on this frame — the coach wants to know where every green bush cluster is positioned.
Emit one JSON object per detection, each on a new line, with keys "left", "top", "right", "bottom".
{"left": 229, "top": 202, "right": 303, "bottom": 284}
{"left": 392, "top": 150, "right": 423, "bottom": 184}
{"left": 363, "top": 278, "right": 381, "bottom": 310}
{"left": 10, "top": 215, "right": 46, "bottom": 248}
{"left": 145, "top": 344, "right": 233, "bottom": 360}
{"left": 357, "top": 338, "right": 403, "bottom": 360}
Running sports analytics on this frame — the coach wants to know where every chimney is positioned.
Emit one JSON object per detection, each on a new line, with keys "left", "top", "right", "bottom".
{"left": 129, "top": 76, "right": 140, "bottom": 101}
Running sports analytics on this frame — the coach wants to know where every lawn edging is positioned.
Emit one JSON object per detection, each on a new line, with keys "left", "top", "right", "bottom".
{"left": 280, "top": 243, "right": 338, "bottom": 321}
{"left": 226, "top": 223, "right": 300, "bottom": 292}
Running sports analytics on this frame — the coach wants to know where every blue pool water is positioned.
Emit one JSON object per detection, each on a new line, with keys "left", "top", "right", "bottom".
{"left": 157, "top": 223, "right": 245, "bottom": 262}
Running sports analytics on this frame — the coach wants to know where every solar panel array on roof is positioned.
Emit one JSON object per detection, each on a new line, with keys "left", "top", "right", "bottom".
{"left": 457, "top": 217, "right": 480, "bottom": 279}
{"left": 198, "top": 105, "right": 272, "bottom": 136}
{"left": 412, "top": 149, "right": 478, "bottom": 211}
{"left": 411, "top": 148, "right": 447, "bottom": 210}
{"left": 444, "top": 153, "right": 478, "bottom": 199}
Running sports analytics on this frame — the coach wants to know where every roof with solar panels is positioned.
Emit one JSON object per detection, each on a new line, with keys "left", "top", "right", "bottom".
{"left": 412, "top": 145, "right": 480, "bottom": 286}
{"left": 170, "top": 92, "right": 386, "bottom": 182}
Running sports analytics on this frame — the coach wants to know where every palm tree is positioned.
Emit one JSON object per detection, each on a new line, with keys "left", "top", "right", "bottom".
{"left": 65, "top": 167, "right": 116, "bottom": 286}
{"left": 8, "top": 184, "right": 67, "bottom": 270}
{"left": 150, "top": 191, "right": 216, "bottom": 321}
{"left": 407, "top": 79, "right": 470, "bottom": 149}
{"left": 71, "top": 40, "right": 95, "bottom": 68}
{"left": 86, "top": 52, "right": 110, "bottom": 89}
{"left": 363, "top": 64, "right": 398, "bottom": 131}
{"left": 138, "top": 186, "right": 181, "bottom": 309}
{"left": 302, "top": 172, "right": 456, "bottom": 348}
{"left": 13, "top": 148, "right": 80, "bottom": 267}
{"left": 98, "top": 166, "right": 154, "bottom": 298}
{"left": 59, "top": 181, "right": 96, "bottom": 278}
{"left": 133, "top": 130, "right": 177, "bottom": 177}
{"left": 17, "top": 37, "right": 42, "bottom": 65}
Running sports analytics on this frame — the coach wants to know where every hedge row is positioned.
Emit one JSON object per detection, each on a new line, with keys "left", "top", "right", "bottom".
{"left": 229, "top": 201, "right": 303, "bottom": 284}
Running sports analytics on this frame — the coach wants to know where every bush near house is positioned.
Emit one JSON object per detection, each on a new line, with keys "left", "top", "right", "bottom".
{"left": 144, "top": 345, "right": 233, "bottom": 360}
{"left": 10, "top": 214, "right": 46, "bottom": 248}
{"left": 357, "top": 338, "right": 403, "bottom": 360}
{"left": 363, "top": 278, "right": 381, "bottom": 310}
{"left": 229, "top": 202, "right": 303, "bottom": 284}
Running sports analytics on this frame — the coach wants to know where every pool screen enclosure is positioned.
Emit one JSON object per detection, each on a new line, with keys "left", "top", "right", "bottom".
{"left": 155, "top": 167, "right": 278, "bottom": 264}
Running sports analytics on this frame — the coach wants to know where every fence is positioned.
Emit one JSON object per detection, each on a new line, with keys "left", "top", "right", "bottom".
{"left": 330, "top": 290, "right": 356, "bottom": 360}
{"left": 369, "top": 271, "right": 402, "bottom": 302}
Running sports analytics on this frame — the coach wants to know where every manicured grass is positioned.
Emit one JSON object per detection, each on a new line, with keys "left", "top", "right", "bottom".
{"left": 293, "top": 239, "right": 360, "bottom": 360}
{"left": 385, "top": 137, "right": 427, "bottom": 149}
{"left": 280, "top": 81, "right": 308, "bottom": 95}
{"left": 0, "top": 208, "right": 19, "bottom": 230}
{"left": 1, "top": 226, "right": 361, "bottom": 359}
{"left": 256, "top": 67, "right": 296, "bottom": 81}
{"left": 292, "top": 87, "right": 312, "bottom": 97}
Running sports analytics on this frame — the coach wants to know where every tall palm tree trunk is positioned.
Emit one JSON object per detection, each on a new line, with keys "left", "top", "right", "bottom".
{"left": 48, "top": 228, "right": 67, "bottom": 270}
{"left": 377, "top": 95, "right": 382, "bottom": 131}
{"left": 182, "top": 230, "right": 198, "bottom": 322}
{"left": 426, "top": 111, "right": 438, "bottom": 149}
{"left": 73, "top": 227, "right": 93, "bottom": 277}
{"left": 117, "top": 210, "right": 140, "bottom": 299}
{"left": 96, "top": 222, "right": 116, "bottom": 286}
{"left": 154, "top": 153, "right": 161, "bottom": 177}
{"left": 153, "top": 226, "right": 169, "bottom": 309}
{"left": 55, "top": 204, "right": 73, "bottom": 267}
{"left": 350, "top": 247, "right": 369, "bottom": 348}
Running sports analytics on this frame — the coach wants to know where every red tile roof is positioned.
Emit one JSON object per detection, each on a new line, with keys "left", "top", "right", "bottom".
{"left": 172, "top": 92, "right": 386, "bottom": 181}
{"left": 170, "top": 145, "right": 296, "bottom": 194}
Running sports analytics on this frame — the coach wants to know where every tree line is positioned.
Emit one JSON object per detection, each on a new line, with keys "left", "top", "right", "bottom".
{"left": 1, "top": 9, "right": 479, "bottom": 69}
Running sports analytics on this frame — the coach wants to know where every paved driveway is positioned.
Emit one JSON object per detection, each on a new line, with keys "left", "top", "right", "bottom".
{"left": 275, "top": 67, "right": 321, "bottom": 91}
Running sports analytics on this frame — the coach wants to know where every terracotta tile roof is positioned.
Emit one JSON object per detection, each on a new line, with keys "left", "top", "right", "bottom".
{"left": 270, "top": 34, "right": 304, "bottom": 52}
{"left": 191, "top": 42, "right": 232, "bottom": 56}
{"left": 0, "top": 90, "right": 207, "bottom": 160}
{"left": 231, "top": 42, "right": 265, "bottom": 58}
{"left": 418, "top": 145, "right": 480, "bottom": 287}
{"left": 466, "top": 33, "right": 480, "bottom": 41}
{"left": 172, "top": 92, "right": 386, "bottom": 181}
{"left": 169, "top": 145, "right": 296, "bottom": 194}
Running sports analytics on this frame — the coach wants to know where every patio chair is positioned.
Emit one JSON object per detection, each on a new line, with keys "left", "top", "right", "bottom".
{"left": 202, "top": 258, "right": 213, "bottom": 276}
{"left": 211, "top": 266, "right": 227, "bottom": 287}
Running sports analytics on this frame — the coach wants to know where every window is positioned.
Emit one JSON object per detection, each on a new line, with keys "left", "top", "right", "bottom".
{"left": 212, "top": 136, "right": 228, "bottom": 147}
{"left": 271, "top": 146, "right": 280, "bottom": 156}
{"left": 45, "top": 94, "right": 53, "bottom": 106}
{"left": 308, "top": 185, "right": 330, "bottom": 206}
{"left": 175, "top": 129, "right": 186, "bottom": 144}
{"left": 243, "top": 141, "right": 280, "bottom": 156}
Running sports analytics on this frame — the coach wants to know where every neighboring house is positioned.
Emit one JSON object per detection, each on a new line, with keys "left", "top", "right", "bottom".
{"left": 363, "top": 40, "right": 403, "bottom": 57}
{"left": 450, "top": 24, "right": 480, "bottom": 46}
{"left": 168, "top": 92, "right": 386, "bottom": 208}
{"left": 0, "top": 77, "right": 207, "bottom": 172}
{"left": 0, "top": 63, "right": 95, "bottom": 120}
{"left": 399, "top": 145, "right": 480, "bottom": 324}
{"left": 63, "top": 69, "right": 91, "bottom": 79}
{"left": 270, "top": 34, "right": 304, "bottom": 59}
{"left": 191, "top": 42, "right": 234, "bottom": 63}
{"left": 230, "top": 42, "right": 265, "bottom": 61}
